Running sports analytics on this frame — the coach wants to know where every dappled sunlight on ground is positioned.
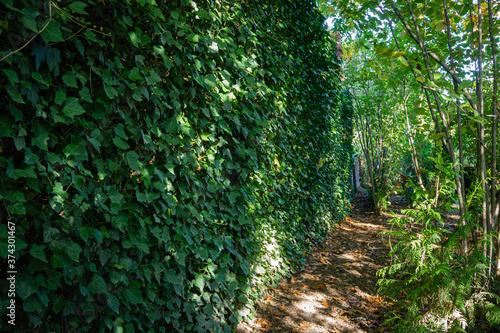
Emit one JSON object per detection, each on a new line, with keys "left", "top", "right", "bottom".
{"left": 237, "top": 191, "right": 407, "bottom": 332}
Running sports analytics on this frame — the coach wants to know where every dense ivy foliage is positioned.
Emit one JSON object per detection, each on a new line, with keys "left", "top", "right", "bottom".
{"left": 0, "top": 0, "right": 352, "bottom": 331}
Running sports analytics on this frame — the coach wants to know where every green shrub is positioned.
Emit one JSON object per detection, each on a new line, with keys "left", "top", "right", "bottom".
{"left": 377, "top": 153, "right": 500, "bottom": 332}
{"left": 0, "top": 0, "right": 352, "bottom": 332}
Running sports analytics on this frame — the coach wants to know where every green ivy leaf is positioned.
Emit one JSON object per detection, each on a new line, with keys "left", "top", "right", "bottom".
{"left": 94, "top": 229, "right": 103, "bottom": 244}
{"left": 129, "top": 31, "right": 140, "bottom": 47}
{"left": 31, "top": 121, "right": 50, "bottom": 150}
{"left": 47, "top": 270, "right": 63, "bottom": 290}
{"left": 113, "top": 136, "right": 130, "bottom": 150}
{"left": 79, "top": 226, "right": 92, "bottom": 242}
{"left": 122, "top": 15, "right": 133, "bottom": 26}
{"left": 5, "top": 191, "right": 26, "bottom": 203}
{"left": 193, "top": 275, "right": 205, "bottom": 292}
{"left": 197, "top": 9, "right": 210, "bottom": 19}
{"left": 245, "top": 76, "right": 255, "bottom": 87}
{"left": 23, "top": 298, "right": 42, "bottom": 313}
{"left": 83, "top": 29, "right": 98, "bottom": 42}
{"left": 13, "top": 136, "right": 25, "bottom": 150}
{"left": 2, "top": 69, "right": 19, "bottom": 85}
{"left": 0, "top": 116, "right": 12, "bottom": 137}
{"left": 109, "top": 189, "right": 124, "bottom": 204}
{"left": 43, "top": 227, "right": 60, "bottom": 243}
{"left": 62, "top": 97, "right": 85, "bottom": 117}
{"left": 128, "top": 67, "right": 142, "bottom": 81}
{"left": 105, "top": 86, "right": 118, "bottom": 99}
{"left": 6, "top": 202, "right": 26, "bottom": 215}
{"left": 6, "top": 86, "right": 25, "bottom": 104}
{"left": 166, "top": 269, "right": 183, "bottom": 296}
{"left": 79, "top": 87, "right": 92, "bottom": 102}
{"left": 20, "top": 7, "right": 39, "bottom": 33}
{"left": 55, "top": 90, "right": 66, "bottom": 105}
{"left": 188, "top": 33, "right": 200, "bottom": 43}
{"left": 65, "top": 242, "right": 82, "bottom": 262}
{"left": 52, "top": 297, "right": 69, "bottom": 314}
{"left": 88, "top": 137, "right": 101, "bottom": 152}
{"left": 126, "top": 151, "right": 141, "bottom": 170}
{"left": 107, "top": 294, "right": 120, "bottom": 313}
{"left": 146, "top": 69, "right": 162, "bottom": 85}
{"left": 29, "top": 244, "right": 47, "bottom": 263}
{"left": 40, "top": 20, "right": 64, "bottom": 43}
{"left": 63, "top": 72, "right": 78, "bottom": 88}
{"left": 114, "top": 123, "right": 127, "bottom": 139}
{"left": 123, "top": 281, "right": 143, "bottom": 304}
{"left": 88, "top": 274, "right": 108, "bottom": 295}
{"left": 68, "top": 1, "right": 88, "bottom": 15}
{"left": 51, "top": 253, "right": 68, "bottom": 269}
{"left": 136, "top": 191, "right": 147, "bottom": 203}
{"left": 17, "top": 280, "right": 36, "bottom": 300}
{"left": 52, "top": 182, "right": 69, "bottom": 197}
{"left": 203, "top": 74, "right": 217, "bottom": 88}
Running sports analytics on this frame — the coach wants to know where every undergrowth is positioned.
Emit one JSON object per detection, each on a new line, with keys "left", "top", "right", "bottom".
{"left": 377, "top": 154, "right": 500, "bottom": 332}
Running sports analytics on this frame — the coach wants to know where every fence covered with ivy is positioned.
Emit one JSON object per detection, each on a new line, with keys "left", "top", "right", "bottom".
{"left": 0, "top": 0, "right": 352, "bottom": 331}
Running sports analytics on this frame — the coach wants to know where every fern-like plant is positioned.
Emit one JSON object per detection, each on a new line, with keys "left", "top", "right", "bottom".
{"left": 377, "top": 157, "right": 500, "bottom": 332}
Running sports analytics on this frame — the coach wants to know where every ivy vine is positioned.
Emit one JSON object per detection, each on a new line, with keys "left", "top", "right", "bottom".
{"left": 0, "top": 0, "right": 352, "bottom": 332}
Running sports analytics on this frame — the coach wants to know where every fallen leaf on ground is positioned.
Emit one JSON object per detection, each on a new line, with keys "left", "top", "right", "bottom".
{"left": 312, "top": 282, "right": 327, "bottom": 290}
{"left": 344, "top": 286, "right": 357, "bottom": 292}
{"left": 299, "top": 323, "right": 312, "bottom": 330}
{"left": 339, "top": 309, "right": 363, "bottom": 318}
{"left": 366, "top": 295, "right": 382, "bottom": 303}
{"left": 339, "top": 310, "right": 350, "bottom": 319}
{"left": 256, "top": 319, "right": 269, "bottom": 330}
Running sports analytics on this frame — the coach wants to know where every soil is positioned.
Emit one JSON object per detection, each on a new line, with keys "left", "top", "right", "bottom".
{"left": 236, "top": 191, "right": 407, "bottom": 333}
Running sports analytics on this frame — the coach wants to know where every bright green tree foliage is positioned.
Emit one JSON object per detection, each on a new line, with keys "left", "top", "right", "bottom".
{"left": 0, "top": 0, "right": 352, "bottom": 331}
{"left": 321, "top": 0, "right": 500, "bottom": 330}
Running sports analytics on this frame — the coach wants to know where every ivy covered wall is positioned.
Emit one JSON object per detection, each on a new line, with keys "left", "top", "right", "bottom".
{"left": 0, "top": 0, "right": 352, "bottom": 332}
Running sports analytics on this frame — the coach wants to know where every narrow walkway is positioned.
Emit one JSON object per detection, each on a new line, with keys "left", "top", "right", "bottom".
{"left": 238, "top": 192, "right": 406, "bottom": 332}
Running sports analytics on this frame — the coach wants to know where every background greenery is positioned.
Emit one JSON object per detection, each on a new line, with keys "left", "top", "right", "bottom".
{"left": 0, "top": 0, "right": 353, "bottom": 331}
{"left": 322, "top": 0, "right": 500, "bottom": 330}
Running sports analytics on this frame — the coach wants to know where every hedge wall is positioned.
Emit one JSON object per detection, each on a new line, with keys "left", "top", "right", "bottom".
{"left": 0, "top": 0, "right": 352, "bottom": 332}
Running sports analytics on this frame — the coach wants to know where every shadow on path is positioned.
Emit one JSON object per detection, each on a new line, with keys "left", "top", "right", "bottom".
{"left": 237, "top": 191, "right": 406, "bottom": 333}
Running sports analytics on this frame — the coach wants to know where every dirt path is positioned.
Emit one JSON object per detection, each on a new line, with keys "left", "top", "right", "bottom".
{"left": 237, "top": 192, "right": 406, "bottom": 333}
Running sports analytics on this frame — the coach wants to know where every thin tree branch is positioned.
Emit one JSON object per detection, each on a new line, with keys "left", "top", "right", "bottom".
{"left": 387, "top": 0, "right": 478, "bottom": 112}
{"left": 0, "top": 2, "right": 53, "bottom": 62}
